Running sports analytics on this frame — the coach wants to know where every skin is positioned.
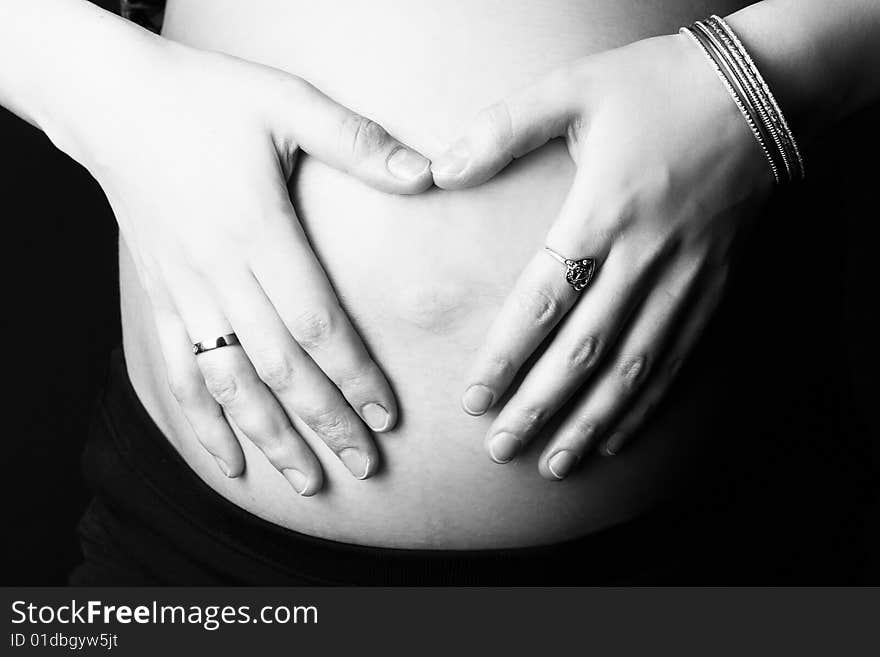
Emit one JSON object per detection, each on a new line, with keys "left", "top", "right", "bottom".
{"left": 432, "top": 0, "right": 880, "bottom": 479}
{"left": 1, "top": 0, "right": 878, "bottom": 517}
{"left": 0, "top": 0, "right": 434, "bottom": 494}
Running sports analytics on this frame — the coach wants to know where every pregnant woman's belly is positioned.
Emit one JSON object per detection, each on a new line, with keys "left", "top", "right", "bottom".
{"left": 120, "top": 0, "right": 749, "bottom": 548}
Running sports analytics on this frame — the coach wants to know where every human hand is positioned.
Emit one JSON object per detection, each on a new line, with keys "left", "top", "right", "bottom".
{"left": 64, "top": 39, "right": 433, "bottom": 494}
{"left": 432, "top": 33, "right": 773, "bottom": 478}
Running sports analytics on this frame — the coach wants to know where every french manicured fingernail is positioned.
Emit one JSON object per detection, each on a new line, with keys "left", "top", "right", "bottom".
{"left": 213, "top": 455, "right": 233, "bottom": 477}
{"left": 430, "top": 144, "right": 469, "bottom": 177}
{"left": 548, "top": 450, "right": 579, "bottom": 480}
{"left": 362, "top": 403, "right": 391, "bottom": 431}
{"left": 340, "top": 448, "right": 371, "bottom": 479}
{"left": 462, "top": 385, "right": 494, "bottom": 416}
{"left": 283, "top": 468, "right": 310, "bottom": 495}
{"left": 489, "top": 432, "right": 521, "bottom": 464}
{"left": 604, "top": 433, "right": 626, "bottom": 456}
{"left": 387, "top": 147, "right": 430, "bottom": 180}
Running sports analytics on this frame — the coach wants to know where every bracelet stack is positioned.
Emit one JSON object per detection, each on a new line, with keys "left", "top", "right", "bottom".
{"left": 681, "top": 15, "right": 804, "bottom": 184}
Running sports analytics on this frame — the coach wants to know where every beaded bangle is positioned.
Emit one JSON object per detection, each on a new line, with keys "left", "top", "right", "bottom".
{"left": 682, "top": 16, "right": 805, "bottom": 184}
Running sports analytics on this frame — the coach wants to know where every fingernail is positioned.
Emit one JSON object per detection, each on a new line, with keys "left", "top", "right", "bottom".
{"left": 430, "top": 144, "right": 469, "bottom": 177}
{"left": 340, "top": 448, "right": 371, "bottom": 480}
{"left": 548, "top": 450, "right": 579, "bottom": 479}
{"left": 283, "top": 468, "right": 310, "bottom": 495}
{"left": 362, "top": 403, "right": 391, "bottom": 432}
{"left": 387, "top": 147, "right": 430, "bottom": 181}
{"left": 604, "top": 433, "right": 627, "bottom": 456}
{"left": 462, "top": 385, "right": 494, "bottom": 416}
{"left": 213, "top": 455, "right": 232, "bottom": 477}
{"left": 488, "top": 432, "right": 521, "bottom": 464}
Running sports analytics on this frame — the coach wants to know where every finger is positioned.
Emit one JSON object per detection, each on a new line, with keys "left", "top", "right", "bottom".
{"left": 133, "top": 258, "right": 246, "bottom": 479}
{"left": 599, "top": 272, "right": 726, "bottom": 458}
{"left": 144, "top": 302, "right": 245, "bottom": 479}
{"left": 250, "top": 199, "right": 397, "bottom": 434}
{"left": 431, "top": 66, "right": 580, "bottom": 189}
{"left": 481, "top": 244, "right": 661, "bottom": 463}
{"left": 460, "top": 163, "right": 623, "bottom": 419}
{"left": 196, "top": 344, "right": 323, "bottom": 495}
{"left": 166, "top": 267, "right": 324, "bottom": 495}
{"left": 537, "top": 255, "right": 705, "bottom": 480}
{"left": 278, "top": 77, "right": 432, "bottom": 193}
{"left": 216, "top": 269, "right": 381, "bottom": 481}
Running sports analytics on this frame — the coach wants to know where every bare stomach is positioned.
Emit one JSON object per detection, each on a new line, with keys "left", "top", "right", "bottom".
{"left": 120, "top": 0, "right": 748, "bottom": 548}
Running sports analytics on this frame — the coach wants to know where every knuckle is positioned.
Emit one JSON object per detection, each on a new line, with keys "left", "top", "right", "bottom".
{"left": 301, "top": 406, "right": 352, "bottom": 450}
{"left": 201, "top": 359, "right": 241, "bottom": 406}
{"left": 511, "top": 405, "right": 547, "bottom": 435}
{"left": 202, "top": 368, "right": 240, "bottom": 406}
{"left": 515, "top": 286, "right": 561, "bottom": 327}
{"left": 566, "top": 415, "right": 598, "bottom": 445}
{"left": 253, "top": 351, "right": 296, "bottom": 391}
{"left": 484, "top": 352, "right": 516, "bottom": 383}
{"left": 565, "top": 335, "right": 600, "bottom": 371}
{"left": 340, "top": 114, "right": 389, "bottom": 159}
{"left": 337, "top": 361, "right": 378, "bottom": 393}
{"left": 618, "top": 355, "right": 648, "bottom": 391}
{"left": 289, "top": 306, "right": 335, "bottom": 350}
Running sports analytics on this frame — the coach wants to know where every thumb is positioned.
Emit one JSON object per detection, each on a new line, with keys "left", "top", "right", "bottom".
{"left": 278, "top": 77, "right": 433, "bottom": 195}
{"left": 431, "top": 67, "right": 580, "bottom": 189}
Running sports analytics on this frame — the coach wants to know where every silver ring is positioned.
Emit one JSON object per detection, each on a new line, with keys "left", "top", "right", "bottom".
{"left": 192, "top": 333, "right": 240, "bottom": 356}
{"left": 544, "top": 247, "right": 597, "bottom": 293}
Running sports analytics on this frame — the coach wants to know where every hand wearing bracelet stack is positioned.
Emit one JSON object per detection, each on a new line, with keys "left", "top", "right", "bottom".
{"left": 433, "top": 3, "right": 864, "bottom": 478}
{"left": 441, "top": 0, "right": 880, "bottom": 483}
{"left": 2, "top": 0, "right": 880, "bottom": 582}
{"left": 682, "top": 16, "right": 804, "bottom": 185}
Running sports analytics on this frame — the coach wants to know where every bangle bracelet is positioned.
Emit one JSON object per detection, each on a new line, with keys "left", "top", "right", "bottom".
{"left": 694, "top": 20, "right": 792, "bottom": 180}
{"left": 681, "top": 16, "right": 805, "bottom": 184}
{"left": 709, "top": 15, "right": 805, "bottom": 180}
{"left": 680, "top": 26, "right": 782, "bottom": 184}
{"left": 693, "top": 21, "right": 791, "bottom": 182}
{"left": 691, "top": 22, "right": 785, "bottom": 178}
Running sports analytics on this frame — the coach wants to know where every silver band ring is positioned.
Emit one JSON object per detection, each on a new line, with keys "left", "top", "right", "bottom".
{"left": 544, "top": 247, "right": 597, "bottom": 292}
{"left": 192, "top": 333, "right": 240, "bottom": 356}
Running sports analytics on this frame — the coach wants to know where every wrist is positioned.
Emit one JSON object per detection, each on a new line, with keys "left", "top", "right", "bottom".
{"left": 0, "top": 0, "right": 175, "bottom": 168}
{"left": 725, "top": 0, "right": 880, "bottom": 143}
{"left": 39, "top": 22, "right": 173, "bottom": 167}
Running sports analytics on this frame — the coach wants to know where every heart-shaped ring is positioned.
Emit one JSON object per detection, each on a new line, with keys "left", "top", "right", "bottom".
{"left": 544, "top": 247, "right": 597, "bottom": 293}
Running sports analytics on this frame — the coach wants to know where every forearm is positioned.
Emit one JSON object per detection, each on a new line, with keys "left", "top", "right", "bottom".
{"left": 0, "top": 0, "right": 164, "bottom": 156}
{"left": 727, "top": 0, "right": 880, "bottom": 141}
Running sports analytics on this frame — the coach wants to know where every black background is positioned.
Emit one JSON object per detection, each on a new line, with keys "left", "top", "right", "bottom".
{"left": 1, "top": 1, "right": 877, "bottom": 585}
